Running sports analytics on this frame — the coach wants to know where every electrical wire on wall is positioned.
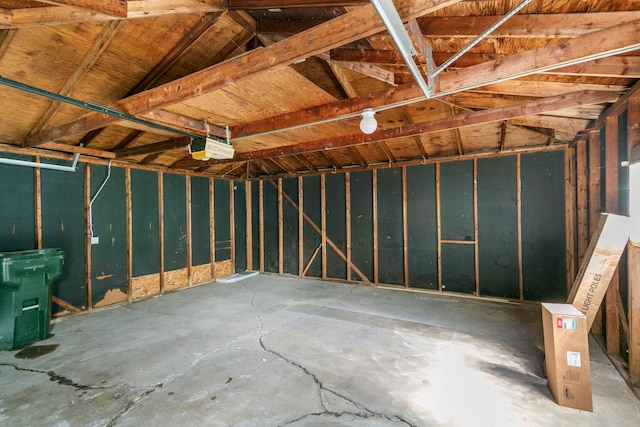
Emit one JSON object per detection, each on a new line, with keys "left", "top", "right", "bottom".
{"left": 89, "top": 160, "right": 112, "bottom": 244}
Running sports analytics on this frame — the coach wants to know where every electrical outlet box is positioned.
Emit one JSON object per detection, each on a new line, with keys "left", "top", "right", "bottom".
{"left": 91, "top": 236, "right": 99, "bottom": 245}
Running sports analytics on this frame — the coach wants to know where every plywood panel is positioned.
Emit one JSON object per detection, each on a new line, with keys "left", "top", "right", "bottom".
{"left": 0, "top": 154, "right": 35, "bottom": 252}
{"left": 477, "top": 156, "right": 519, "bottom": 299}
{"left": 131, "top": 273, "right": 160, "bottom": 300}
{"left": 377, "top": 168, "right": 403, "bottom": 285}
{"left": 192, "top": 263, "right": 213, "bottom": 285}
{"left": 406, "top": 164, "right": 438, "bottom": 290}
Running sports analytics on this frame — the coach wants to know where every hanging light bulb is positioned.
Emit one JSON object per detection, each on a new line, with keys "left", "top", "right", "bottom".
{"left": 359, "top": 108, "right": 377, "bottom": 134}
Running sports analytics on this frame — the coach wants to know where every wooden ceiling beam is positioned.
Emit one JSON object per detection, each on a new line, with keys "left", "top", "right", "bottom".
{"left": 258, "top": 12, "right": 640, "bottom": 38}
{"left": 115, "top": 137, "right": 190, "bottom": 158}
{"left": 22, "top": 0, "right": 461, "bottom": 146}
{"left": 230, "top": 90, "right": 618, "bottom": 161}
{"left": 2, "top": 1, "right": 226, "bottom": 28}
{"left": 227, "top": 0, "right": 367, "bottom": 9}
{"left": 416, "top": 12, "right": 640, "bottom": 38}
{"left": 234, "top": 20, "right": 640, "bottom": 139}
{"left": 40, "top": 0, "right": 130, "bottom": 18}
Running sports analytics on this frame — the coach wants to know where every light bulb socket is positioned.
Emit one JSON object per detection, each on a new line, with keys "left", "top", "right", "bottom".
{"left": 359, "top": 108, "right": 377, "bottom": 134}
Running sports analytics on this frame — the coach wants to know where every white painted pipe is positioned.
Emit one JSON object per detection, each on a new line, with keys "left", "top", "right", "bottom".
{"left": 0, "top": 152, "right": 80, "bottom": 172}
{"left": 630, "top": 145, "right": 640, "bottom": 242}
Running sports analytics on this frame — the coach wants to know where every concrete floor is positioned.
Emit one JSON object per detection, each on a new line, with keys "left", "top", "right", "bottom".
{"left": 1, "top": 275, "right": 639, "bottom": 426}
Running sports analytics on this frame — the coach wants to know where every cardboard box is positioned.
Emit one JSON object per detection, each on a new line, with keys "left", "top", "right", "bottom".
{"left": 567, "top": 213, "right": 629, "bottom": 329}
{"left": 541, "top": 303, "right": 593, "bottom": 411}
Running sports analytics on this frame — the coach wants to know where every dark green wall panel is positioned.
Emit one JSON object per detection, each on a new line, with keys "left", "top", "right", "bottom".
{"left": 90, "top": 165, "right": 126, "bottom": 306}
{"left": 263, "top": 180, "right": 279, "bottom": 273}
{"left": 350, "top": 171, "right": 373, "bottom": 282}
{"left": 234, "top": 181, "right": 247, "bottom": 272}
{"left": 477, "top": 157, "right": 519, "bottom": 299}
{"left": 282, "top": 178, "right": 299, "bottom": 275}
{"left": 521, "top": 151, "right": 566, "bottom": 301}
{"left": 441, "top": 243, "right": 475, "bottom": 294}
{"left": 163, "top": 174, "right": 187, "bottom": 271}
{"left": 191, "top": 176, "right": 210, "bottom": 267}
{"left": 131, "top": 169, "right": 159, "bottom": 277}
{"left": 0, "top": 156, "right": 35, "bottom": 252}
{"left": 325, "top": 174, "right": 346, "bottom": 280}
{"left": 440, "top": 160, "right": 474, "bottom": 241}
{"left": 41, "top": 163, "right": 86, "bottom": 311}
{"left": 302, "top": 176, "right": 322, "bottom": 277}
{"left": 377, "top": 169, "right": 403, "bottom": 285}
{"left": 251, "top": 182, "right": 260, "bottom": 270}
{"left": 406, "top": 164, "right": 438, "bottom": 290}
{"left": 214, "top": 179, "right": 231, "bottom": 261}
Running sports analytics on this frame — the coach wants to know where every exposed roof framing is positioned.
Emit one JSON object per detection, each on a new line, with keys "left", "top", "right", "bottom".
{"left": 0, "top": 0, "right": 638, "bottom": 179}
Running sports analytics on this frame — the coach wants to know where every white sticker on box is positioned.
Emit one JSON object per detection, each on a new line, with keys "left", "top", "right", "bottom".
{"left": 567, "top": 351, "right": 582, "bottom": 367}
{"left": 562, "top": 319, "right": 577, "bottom": 330}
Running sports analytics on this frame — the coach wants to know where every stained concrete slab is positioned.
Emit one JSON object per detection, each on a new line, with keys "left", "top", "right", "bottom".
{"left": 1, "top": 275, "right": 639, "bottom": 426}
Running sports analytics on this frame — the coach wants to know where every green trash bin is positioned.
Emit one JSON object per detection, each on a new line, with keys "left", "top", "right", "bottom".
{"left": 0, "top": 249, "right": 65, "bottom": 351}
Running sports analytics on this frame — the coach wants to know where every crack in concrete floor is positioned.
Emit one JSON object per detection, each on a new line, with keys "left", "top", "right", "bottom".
{"left": 241, "top": 283, "right": 416, "bottom": 427}
{"left": 0, "top": 362, "right": 111, "bottom": 391}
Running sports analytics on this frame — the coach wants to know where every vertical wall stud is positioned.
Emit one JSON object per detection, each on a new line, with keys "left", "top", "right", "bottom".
{"left": 321, "top": 174, "right": 327, "bottom": 279}
{"left": 473, "top": 158, "right": 480, "bottom": 296}
{"left": 125, "top": 168, "right": 132, "bottom": 301}
{"left": 345, "top": 172, "right": 352, "bottom": 282}
{"left": 565, "top": 148, "right": 577, "bottom": 293}
{"left": 517, "top": 154, "right": 523, "bottom": 301}
{"left": 576, "top": 141, "right": 589, "bottom": 264}
{"left": 259, "top": 179, "right": 264, "bottom": 272}
{"left": 246, "top": 181, "right": 253, "bottom": 271}
{"left": 373, "top": 169, "right": 379, "bottom": 284}
{"left": 298, "top": 176, "right": 304, "bottom": 277}
{"left": 34, "top": 157, "right": 42, "bottom": 249}
{"left": 186, "top": 176, "right": 192, "bottom": 286}
{"left": 85, "top": 163, "right": 93, "bottom": 311}
{"left": 605, "top": 115, "right": 620, "bottom": 355}
{"left": 278, "top": 178, "right": 284, "bottom": 275}
{"left": 209, "top": 178, "right": 216, "bottom": 278}
{"left": 436, "top": 162, "right": 442, "bottom": 292}
{"left": 230, "top": 180, "right": 236, "bottom": 272}
{"left": 402, "top": 166, "right": 409, "bottom": 288}
{"left": 158, "top": 172, "right": 165, "bottom": 294}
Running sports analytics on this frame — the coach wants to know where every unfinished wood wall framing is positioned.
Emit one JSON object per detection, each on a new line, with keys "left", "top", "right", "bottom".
{"left": 582, "top": 85, "right": 640, "bottom": 386}
{"left": 0, "top": 156, "right": 237, "bottom": 316}
{"left": 250, "top": 149, "right": 569, "bottom": 301}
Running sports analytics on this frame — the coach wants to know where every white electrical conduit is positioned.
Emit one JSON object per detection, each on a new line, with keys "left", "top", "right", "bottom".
{"left": 89, "top": 159, "right": 112, "bottom": 241}
{"left": 0, "top": 152, "right": 80, "bottom": 172}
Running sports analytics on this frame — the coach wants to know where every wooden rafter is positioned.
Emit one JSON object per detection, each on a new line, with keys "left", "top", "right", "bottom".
{"left": 115, "top": 137, "right": 190, "bottom": 158}
{"left": 233, "top": 20, "right": 640, "bottom": 139}
{"left": 294, "top": 154, "right": 317, "bottom": 172}
{"left": 22, "top": 0, "right": 462, "bottom": 147}
{"left": 2, "top": 1, "right": 226, "bottom": 27}
{"left": 227, "top": 90, "right": 618, "bottom": 162}
{"left": 227, "top": 0, "right": 367, "bottom": 8}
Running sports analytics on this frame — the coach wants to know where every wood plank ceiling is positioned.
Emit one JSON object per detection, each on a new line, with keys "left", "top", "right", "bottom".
{"left": 0, "top": 0, "right": 638, "bottom": 179}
